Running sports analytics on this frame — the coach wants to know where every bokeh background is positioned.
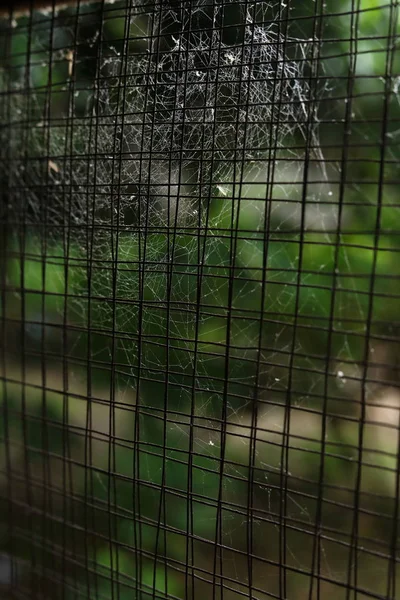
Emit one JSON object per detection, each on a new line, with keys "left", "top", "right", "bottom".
{"left": 0, "top": 1, "right": 400, "bottom": 599}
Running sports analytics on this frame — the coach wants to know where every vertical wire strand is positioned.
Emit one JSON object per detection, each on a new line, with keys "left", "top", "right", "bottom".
{"left": 279, "top": 1, "right": 323, "bottom": 597}
{"left": 20, "top": 1, "right": 36, "bottom": 593}
{"left": 39, "top": 0, "right": 57, "bottom": 591}
{"left": 1, "top": 5, "right": 16, "bottom": 594}
{"left": 83, "top": 0, "right": 107, "bottom": 596}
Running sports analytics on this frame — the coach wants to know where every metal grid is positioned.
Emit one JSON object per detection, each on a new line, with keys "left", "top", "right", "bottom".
{"left": 0, "top": 1, "right": 399, "bottom": 598}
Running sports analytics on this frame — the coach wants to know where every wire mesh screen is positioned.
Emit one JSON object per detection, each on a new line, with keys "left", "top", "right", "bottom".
{"left": 0, "top": 0, "right": 399, "bottom": 598}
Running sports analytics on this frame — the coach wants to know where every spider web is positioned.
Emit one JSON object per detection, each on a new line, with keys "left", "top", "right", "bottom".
{"left": 4, "top": 0, "right": 330, "bottom": 388}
